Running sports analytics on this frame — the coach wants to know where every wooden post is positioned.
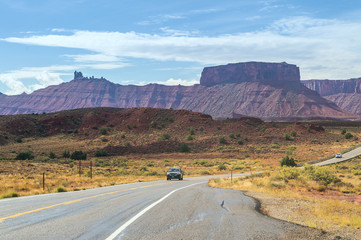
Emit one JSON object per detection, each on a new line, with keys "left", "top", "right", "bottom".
{"left": 43, "top": 172, "right": 45, "bottom": 190}
{"left": 90, "top": 160, "right": 92, "bottom": 179}
{"left": 79, "top": 160, "right": 81, "bottom": 177}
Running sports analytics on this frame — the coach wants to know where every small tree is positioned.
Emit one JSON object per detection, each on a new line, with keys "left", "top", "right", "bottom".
{"left": 218, "top": 164, "right": 227, "bottom": 170}
{"left": 70, "top": 151, "right": 87, "bottom": 160}
{"left": 180, "top": 142, "right": 190, "bottom": 152}
{"left": 159, "top": 133, "right": 170, "bottom": 141}
{"left": 95, "top": 150, "right": 109, "bottom": 157}
{"left": 280, "top": 155, "right": 297, "bottom": 167}
{"left": 219, "top": 136, "right": 227, "bottom": 144}
{"left": 284, "top": 134, "right": 291, "bottom": 141}
{"left": 49, "top": 152, "right": 56, "bottom": 159}
{"left": 189, "top": 127, "right": 195, "bottom": 135}
{"left": 62, "top": 150, "right": 70, "bottom": 158}
{"left": 15, "top": 151, "right": 34, "bottom": 160}
{"left": 344, "top": 132, "right": 353, "bottom": 139}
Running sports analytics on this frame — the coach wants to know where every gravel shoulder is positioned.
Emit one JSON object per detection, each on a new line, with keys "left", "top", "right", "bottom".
{"left": 245, "top": 191, "right": 361, "bottom": 240}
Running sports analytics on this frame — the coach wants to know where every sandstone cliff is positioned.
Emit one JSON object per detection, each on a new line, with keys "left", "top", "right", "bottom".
{"left": 0, "top": 62, "right": 357, "bottom": 120}
{"left": 303, "top": 78, "right": 361, "bottom": 115}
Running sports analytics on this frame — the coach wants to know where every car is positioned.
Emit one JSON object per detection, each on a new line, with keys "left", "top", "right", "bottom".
{"left": 335, "top": 153, "right": 342, "bottom": 158}
{"left": 167, "top": 167, "right": 183, "bottom": 180}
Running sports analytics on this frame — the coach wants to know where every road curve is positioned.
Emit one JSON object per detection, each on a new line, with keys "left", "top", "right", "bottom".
{"left": 313, "top": 145, "right": 361, "bottom": 166}
{"left": 0, "top": 174, "right": 332, "bottom": 240}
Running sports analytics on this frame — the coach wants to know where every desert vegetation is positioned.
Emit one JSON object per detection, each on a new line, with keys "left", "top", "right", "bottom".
{"left": 209, "top": 157, "right": 361, "bottom": 236}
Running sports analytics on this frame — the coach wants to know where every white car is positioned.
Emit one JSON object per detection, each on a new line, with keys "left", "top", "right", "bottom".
{"left": 335, "top": 153, "right": 342, "bottom": 158}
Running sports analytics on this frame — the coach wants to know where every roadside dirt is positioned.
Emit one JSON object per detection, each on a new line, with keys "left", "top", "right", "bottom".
{"left": 245, "top": 191, "right": 361, "bottom": 240}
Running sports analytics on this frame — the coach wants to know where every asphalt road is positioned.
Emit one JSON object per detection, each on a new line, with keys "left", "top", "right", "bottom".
{"left": 1, "top": 173, "right": 333, "bottom": 240}
{"left": 313, "top": 145, "right": 361, "bottom": 166}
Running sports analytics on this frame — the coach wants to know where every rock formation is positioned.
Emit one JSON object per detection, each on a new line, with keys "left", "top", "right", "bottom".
{"left": 303, "top": 78, "right": 361, "bottom": 115}
{"left": 0, "top": 63, "right": 358, "bottom": 120}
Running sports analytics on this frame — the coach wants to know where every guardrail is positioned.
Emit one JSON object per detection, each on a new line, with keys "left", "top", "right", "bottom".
{"left": 300, "top": 142, "right": 361, "bottom": 166}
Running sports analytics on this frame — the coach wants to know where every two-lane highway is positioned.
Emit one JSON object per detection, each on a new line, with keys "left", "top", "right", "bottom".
{"left": 0, "top": 174, "right": 331, "bottom": 240}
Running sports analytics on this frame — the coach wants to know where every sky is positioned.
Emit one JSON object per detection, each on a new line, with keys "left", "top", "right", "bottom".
{"left": 1, "top": 0, "right": 361, "bottom": 95}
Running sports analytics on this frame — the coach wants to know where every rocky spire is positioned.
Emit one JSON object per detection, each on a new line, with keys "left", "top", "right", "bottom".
{"left": 74, "top": 71, "right": 83, "bottom": 79}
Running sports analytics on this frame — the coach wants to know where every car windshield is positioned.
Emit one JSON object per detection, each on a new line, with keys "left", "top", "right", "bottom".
{"left": 169, "top": 168, "right": 180, "bottom": 172}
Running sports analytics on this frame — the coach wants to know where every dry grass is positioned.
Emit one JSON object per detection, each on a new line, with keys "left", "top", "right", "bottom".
{"left": 209, "top": 158, "right": 361, "bottom": 232}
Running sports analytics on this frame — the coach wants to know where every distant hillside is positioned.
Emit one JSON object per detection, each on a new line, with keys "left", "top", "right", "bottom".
{"left": 303, "top": 78, "right": 361, "bottom": 115}
{"left": 0, "top": 63, "right": 358, "bottom": 121}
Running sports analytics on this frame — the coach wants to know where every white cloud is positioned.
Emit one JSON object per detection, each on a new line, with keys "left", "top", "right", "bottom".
{"left": 0, "top": 68, "right": 66, "bottom": 95}
{"left": 2, "top": 16, "right": 361, "bottom": 82}
{"left": 0, "top": 62, "right": 128, "bottom": 95}
{"left": 151, "top": 78, "right": 198, "bottom": 86}
{"left": 63, "top": 54, "right": 121, "bottom": 63}
{"left": 136, "top": 78, "right": 198, "bottom": 86}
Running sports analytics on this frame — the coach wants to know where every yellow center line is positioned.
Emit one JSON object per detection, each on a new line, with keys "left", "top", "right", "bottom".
{"left": 0, "top": 182, "right": 169, "bottom": 223}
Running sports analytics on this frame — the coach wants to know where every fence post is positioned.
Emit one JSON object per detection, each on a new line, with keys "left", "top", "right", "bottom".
{"left": 79, "top": 160, "right": 81, "bottom": 177}
{"left": 43, "top": 172, "right": 45, "bottom": 190}
{"left": 90, "top": 160, "right": 92, "bottom": 179}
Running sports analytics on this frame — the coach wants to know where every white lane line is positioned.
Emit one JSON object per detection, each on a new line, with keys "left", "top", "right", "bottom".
{"left": 105, "top": 182, "right": 206, "bottom": 240}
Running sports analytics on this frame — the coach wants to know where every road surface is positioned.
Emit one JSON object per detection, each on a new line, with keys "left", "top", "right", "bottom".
{"left": 0, "top": 175, "right": 330, "bottom": 240}
{"left": 313, "top": 144, "right": 361, "bottom": 166}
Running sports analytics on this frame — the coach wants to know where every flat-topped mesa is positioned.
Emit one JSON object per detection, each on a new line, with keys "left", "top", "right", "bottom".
{"left": 200, "top": 62, "right": 300, "bottom": 87}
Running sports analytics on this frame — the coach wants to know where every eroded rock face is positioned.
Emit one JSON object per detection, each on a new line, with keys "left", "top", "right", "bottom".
{"left": 303, "top": 78, "right": 361, "bottom": 96}
{"left": 200, "top": 62, "right": 300, "bottom": 87}
{"left": 303, "top": 78, "right": 361, "bottom": 115}
{"left": 0, "top": 64, "right": 358, "bottom": 121}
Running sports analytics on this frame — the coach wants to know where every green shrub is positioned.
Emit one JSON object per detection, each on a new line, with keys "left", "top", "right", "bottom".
{"left": 15, "top": 151, "right": 34, "bottom": 160}
{"left": 341, "top": 129, "right": 346, "bottom": 135}
{"left": 186, "top": 135, "right": 194, "bottom": 141}
{"left": 121, "top": 134, "right": 126, "bottom": 139}
{"left": 159, "top": 133, "right": 170, "bottom": 141}
{"left": 180, "top": 142, "right": 190, "bottom": 152}
{"left": 189, "top": 127, "right": 195, "bottom": 135}
{"left": 15, "top": 137, "right": 23, "bottom": 143}
{"left": 236, "top": 133, "right": 241, "bottom": 138}
{"left": 277, "top": 167, "right": 301, "bottom": 182}
{"left": 126, "top": 124, "right": 131, "bottom": 129}
{"left": 219, "top": 137, "right": 227, "bottom": 144}
{"left": 62, "top": 150, "right": 70, "bottom": 158}
{"left": 101, "top": 138, "right": 108, "bottom": 142}
{"left": 280, "top": 155, "right": 297, "bottom": 167}
{"left": 218, "top": 164, "right": 227, "bottom": 171}
{"left": 200, "top": 170, "right": 211, "bottom": 175}
{"left": 140, "top": 166, "right": 148, "bottom": 171}
{"left": 125, "top": 142, "right": 131, "bottom": 147}
{"left": 199, "top": 126, "right": 204, "bottom": 132}
{"left": 229, "top": 133, "right": 235, "bottom": 139}
{"left": 238, "top": 140, "right": 243, "bottom": 145}
{"left": 284, "top": 134, "right": 291, "bottom": 141}
{"left": 217, "top": 126, "right": 221, "bottom": 130}
{"left": 306, "top": 166, "right": 340, "bottom": 185}
{"left": 150, "top": 121, "right": 157, "bottom": 128}
{"left": 99, "top": 127, "right": 107, "bottom": 135}
{"left": 49, "top": 152, "right": 56, "bottom": 159}
{"left": 70, "top": 151, "right": 87, "bottom": 160}
{"left": 345, "top": 132, "right": 353, "bottom": 139}
{"left": 95, "top": 150, "right": 109, "bottom": 157}
{"left": 57, "top": 187, "right": 66, "bottom": 192}
{"left": 1, "top": 192, "right": 19, "bottom": 198}
{"left": 290, "top": 131, "right": 297, "bottom": 137}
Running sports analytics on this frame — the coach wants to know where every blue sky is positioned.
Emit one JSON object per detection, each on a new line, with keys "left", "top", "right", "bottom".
{"left": 1, "top": 0, "right": 361, "bottom": 95}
